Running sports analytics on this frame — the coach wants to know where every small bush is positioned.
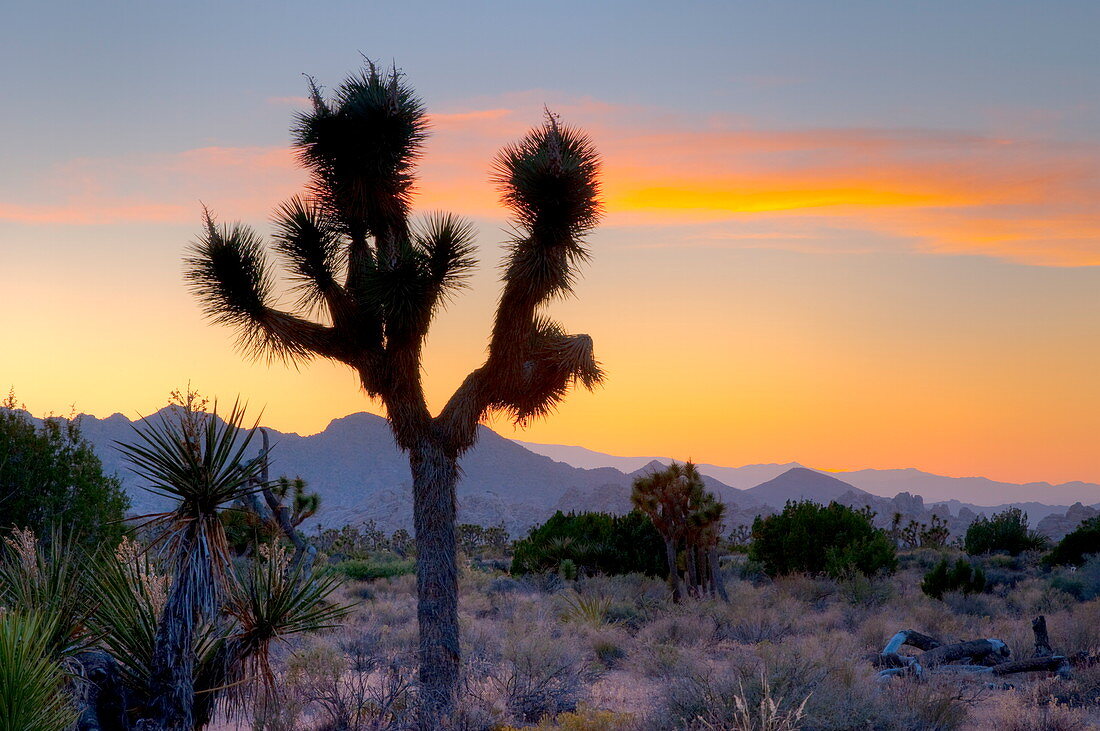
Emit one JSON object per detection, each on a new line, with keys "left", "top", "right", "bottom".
{"left": 921, "top": 557, "right": 987, "bottom": 599}
{"left": 657, "top": 670, "right": 810, "bottom": 731}
{"left": 1045, "top": 516, "right": 1100, "bottom": 567}
{"left": 1049, "top": 554, "right": 1100, "bottom": 601}
{"left": 334, "top": 554, "right": 416, "bottom": 581}
{"left": 749, "top": 501, "right": 897, "bottom": 578}
{"left": 497, "top": 629, "right": 598, "bottom": 723}
{"left": 964, "top": 508, "right": 1047, "bottom": 556}
{"left": 502, "top": 705, "right": 638, "bottom": 730}
{"left": 604, "top": 602, "right": 647, "bottom": 630}
{"left": 488, "top": 576, "right": 529, "bottom": 594}
{"left": 511, "top": 511, "right": 666, "bottom": 578}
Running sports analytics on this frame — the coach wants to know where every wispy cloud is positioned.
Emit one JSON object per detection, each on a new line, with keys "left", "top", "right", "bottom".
{"left": 5, "top": 94, "right": 1100, "bottom": 265}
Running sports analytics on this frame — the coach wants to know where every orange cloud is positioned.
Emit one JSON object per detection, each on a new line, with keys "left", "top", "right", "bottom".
{"left": 5, "top": 95, "right": 1100, "bottom": 265}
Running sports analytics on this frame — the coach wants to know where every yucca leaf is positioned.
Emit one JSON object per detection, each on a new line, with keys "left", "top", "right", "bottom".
{"left": 0, "top": 611, "right": 79, "bottom": 730}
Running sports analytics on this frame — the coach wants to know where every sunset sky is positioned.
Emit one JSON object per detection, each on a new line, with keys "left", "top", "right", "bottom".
{"left": 4, "top": 2, "right": 1100, "bottom": 485}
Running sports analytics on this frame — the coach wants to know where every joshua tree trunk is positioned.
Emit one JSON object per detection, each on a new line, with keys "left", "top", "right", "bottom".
{"left": 709, "top": 547, "right": 729, "bottom": 602}
{"left": 255, "top": 429, "right": 317, "bottom": 575}
{"left": 664, "top": 538, "right": 682, "bottom": 603}
{"left": 686, "top": 546, "right": 700, "bottom": 597}
{"left": 410, "top": 440, "right": 460, "bottom": 727}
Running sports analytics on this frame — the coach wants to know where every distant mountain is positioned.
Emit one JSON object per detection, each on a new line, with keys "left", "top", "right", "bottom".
{"left": 745, "top": 467, "right": 873, "bottom": 506}
{"left": 831, "top": 467, "right": 1100, "bottom": 508}
{"left": 56, "top": 410, "right": 725, "bottom": 535}
{"left": 513, "top": 442, "right": 802, "bottom": 491}
{"left": 511, "top": 441, "right": 667, "bottom": 473}
{"left": 515, "top": 440, "right": 1100, "bottom": 509}
{"left": 23, "top": 409, "right": 1100, "bottom": 540}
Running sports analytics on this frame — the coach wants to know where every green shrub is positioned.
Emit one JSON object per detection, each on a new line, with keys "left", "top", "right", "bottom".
{"left": 511, "top": 511, "right": 666, "bottom": 578}
{"left": 1045, "top": 516, "right": 1100, "bottom": 567}
{"left": 334, "top": 554, "right": 416, "bottom": 581}
{"left": 748, "top": 501, "right": 897, "bottom": 578}
{"left": 921, "top": 557, "right": 987, "bottom": 599}
{"left": 0, "top": 401, "right": 130, "bottom": 546}
{"left": 964, "top": 508, "right": 1047, "bottom": 556}
{"left": 1049, "top": 554, "right": 1100, "bottom": 601}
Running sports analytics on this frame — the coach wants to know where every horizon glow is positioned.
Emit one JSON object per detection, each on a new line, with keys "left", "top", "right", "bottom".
{"left": 4, "top": 2, "right": 1100, "bottom": 486}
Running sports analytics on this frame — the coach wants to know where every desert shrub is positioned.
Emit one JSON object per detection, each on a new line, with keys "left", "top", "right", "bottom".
{"left": 633, "top": 642, "right": 700, "bottom": 680}
{"left": 287, "top": 642, "right": 416, "bottom": 730}
{"left": 922, "top": 557, "right": 987, "bottom": 599}
{"left": 1050, "top": 661, "right": 1100, "bottom": 708}
{"left": 604, "top": 601, "right": 647, "bottom": 630}
{"left": 964, "top": 508, "right": 1047, "bottom": 556}
{"left": 749, "top": 501, "right": 897, "bottom": 578}
{"left": 1049, "top": 554, "right": 1100, "bottom": 601}
{"left": 529, "top": 572, "right": 567, "bottom": 594}
{"left": 591, "top": 636, "right": 627, "bottom": 668}
{"left": 558, "top": 591, "right": 611, "bottom": 626}
{"left": 656, "top": 670, "right": 810, "bottom": 731}
{"left": 658, "top": 643, "right": 971, "bottom": 731}
{"left": 497, "top": 628, "right": 598, "bottom": 723}
{"left": 942, "top": 590, "right": 995, "bottom": 616}
{"left": 880, "top": 679, "right": 971, "bottom": 730}
{"left": 502, "top": 705, "right": 639, "bottom": 730}
{"left": 511, "top": 511, "right": 666, "bottom": 578}
{"left": 837, "top": 569, "right": 893, "bottom": 606}
{"left": 1045, "top": 516, "right": 1100, "bottom": 567}
{"left": 978, "top": 681, "right": 1089, "bottom": 731}
{"left": 713, "top": 602, "right": 796, "bottom": 645}
{"left": 488, "top": 576, "right": 530, "bottom": 594}
{"left": 0, "top": 402, "right": 130, "bottom": 546}
{"left": 334, "top": 554, "right": 416, "bottom": 581}
{"left": 637, "top": 613, "right": 718, "bottom": 648}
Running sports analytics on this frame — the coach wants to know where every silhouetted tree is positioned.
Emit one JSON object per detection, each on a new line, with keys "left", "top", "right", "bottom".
{"left": 185, "top": 62, "right": 602, "bottom": 725}
{"left": 0, "top": 393, "right": 130, "bottom": 546}
{"left": 631, "top": 462, "right": 724, "bottom": 601}
{"left": 964, "top": 508, "right": 1047, "bottom": 556}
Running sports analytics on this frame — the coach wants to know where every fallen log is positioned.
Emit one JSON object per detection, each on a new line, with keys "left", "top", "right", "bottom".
{"left": 873, "top": 616, "right": 1071, "bottom": 682}
{"left": 921, "top": 639, "right": 1009, "bottom": 668}
{"left": 882, "top": 629, "right": 941, "bottom": 654}
{"left": 990, "top": 656, "right": 1071, "bottom": 677}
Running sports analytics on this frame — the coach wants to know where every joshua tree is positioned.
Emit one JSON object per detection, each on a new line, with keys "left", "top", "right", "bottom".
{"left": 632, "top": 461, "right": 726, "bottom": 601}
{"left": 631, "top": 462, "right": 697, "bottom": 602}
{"left": 185, "top": 62, "right": 603, "bottom": 725}
{"left": 690, "top": 489, "right": 727, "bottom": 600}
{"left": 243, "top": 429, "right": 320, "bottom": 573}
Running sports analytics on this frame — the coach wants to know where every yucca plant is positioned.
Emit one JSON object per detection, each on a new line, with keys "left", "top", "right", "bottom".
{"left": 115, "top": 398, "right": 264, "bottom": 729}
{"left": 80, "top": 395, "right": 352, "bottom": 729}
{"left": 85, "top": 538, "right": 168, "bottom": 700}
{"left": 557, "top": 591, "right": 611, "bottom": 626}
{"left": 216, "top": 545, "right": 351, "bottom": 716}
{"left": 0, "top": 610, "right": 79, "bottom": 731}
{"left": 0, "top": 527, "right": 95, "bottom": 659}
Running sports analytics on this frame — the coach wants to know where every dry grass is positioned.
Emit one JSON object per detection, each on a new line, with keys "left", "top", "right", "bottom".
{"left": 209, "top": 552, "right": 1100, "bottom": 729}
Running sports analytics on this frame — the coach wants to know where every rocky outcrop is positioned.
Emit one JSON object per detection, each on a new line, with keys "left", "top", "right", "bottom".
{"left": 1036, "top": 503, "right": 1100, "bottom": 541}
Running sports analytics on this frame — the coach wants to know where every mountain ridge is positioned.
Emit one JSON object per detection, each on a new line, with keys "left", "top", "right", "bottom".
{"left": 13, "top": 408, "right": 1100, "bottom": 537}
